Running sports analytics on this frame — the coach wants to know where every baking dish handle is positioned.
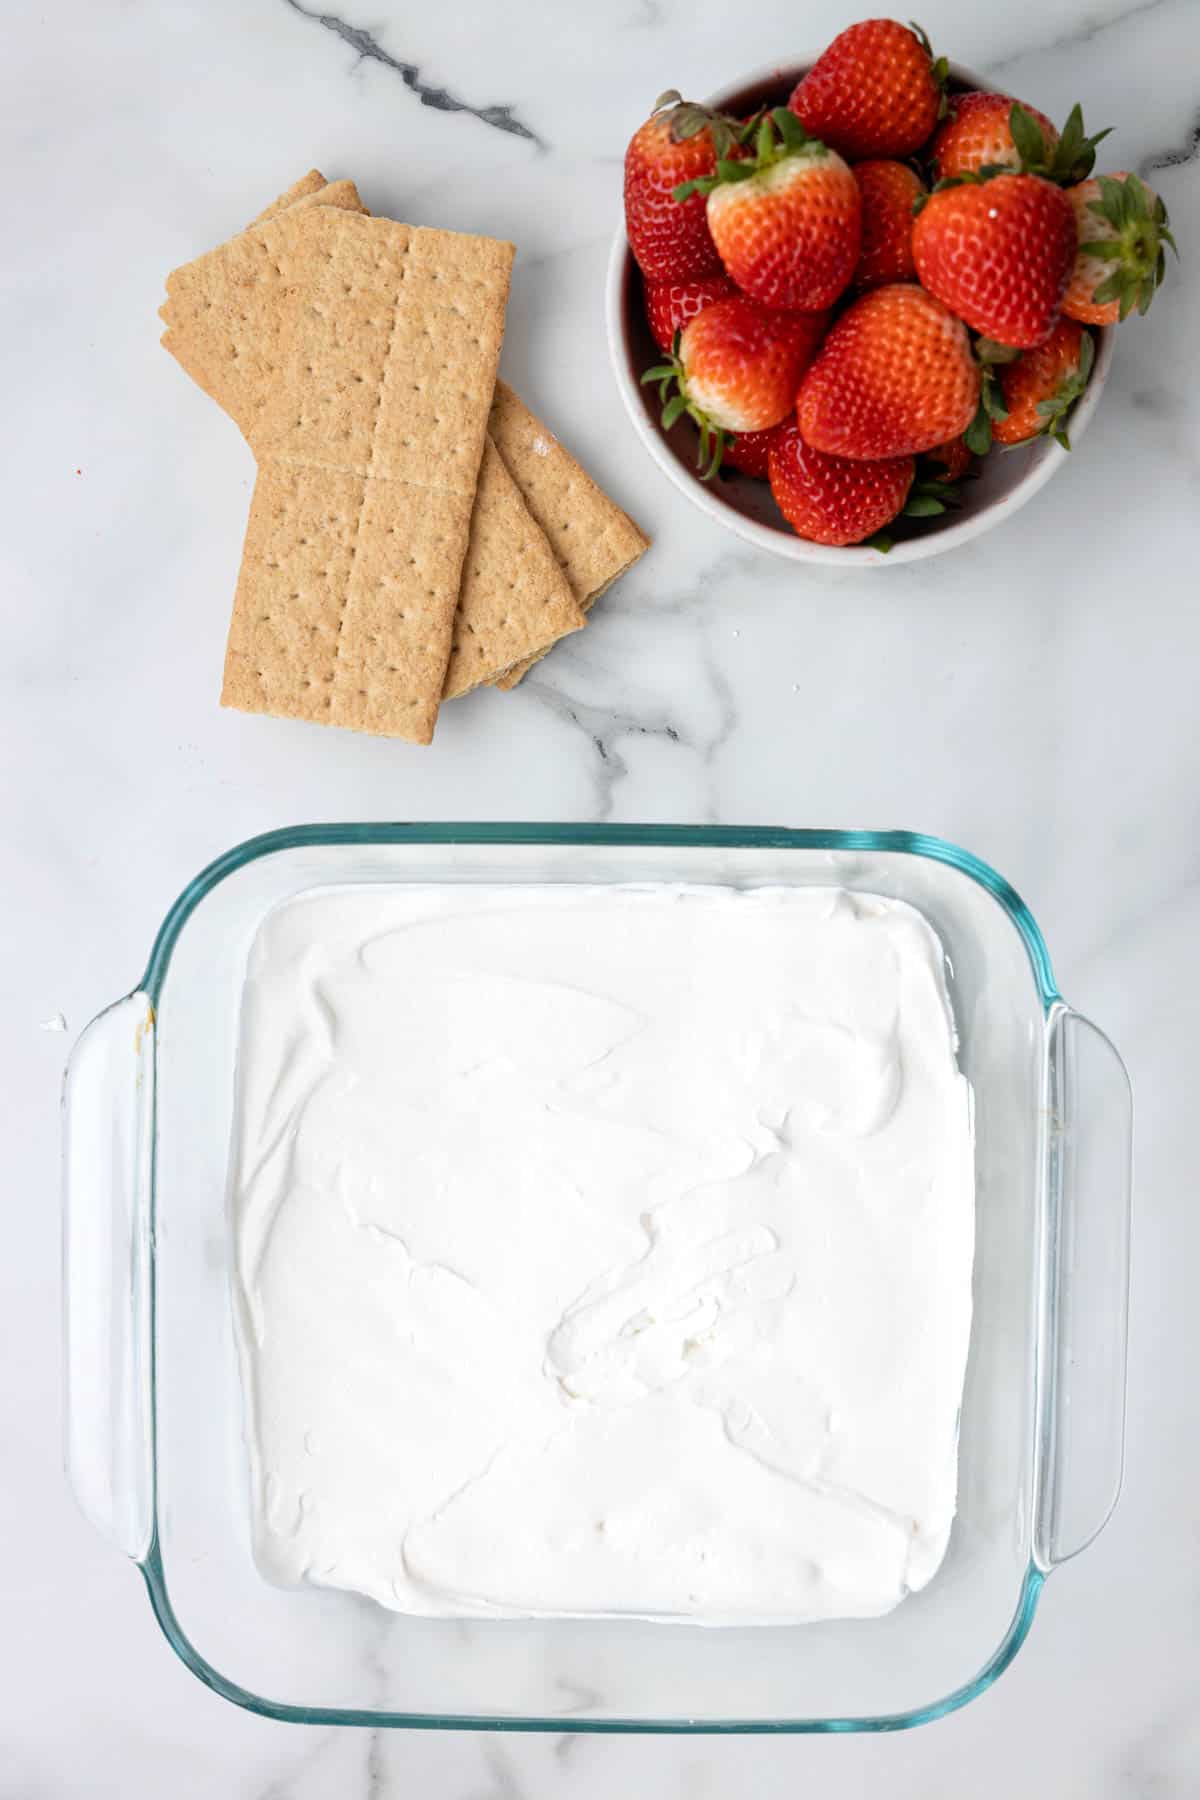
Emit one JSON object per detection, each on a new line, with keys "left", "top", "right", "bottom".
{"left": 1036, "top": 1005, "right": 1132, "bottom": 1569}
{"left": 62, "top": 993, "right": 155, "bottom": 1562}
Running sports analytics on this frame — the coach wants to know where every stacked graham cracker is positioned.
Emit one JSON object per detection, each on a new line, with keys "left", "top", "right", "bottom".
{"left": 160, "top": 173, "right": 649, "bottom": 744}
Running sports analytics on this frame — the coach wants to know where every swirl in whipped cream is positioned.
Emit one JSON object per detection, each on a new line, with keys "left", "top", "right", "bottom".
{"left": 230, "top": 883, "right": 974, "bottom": 1624}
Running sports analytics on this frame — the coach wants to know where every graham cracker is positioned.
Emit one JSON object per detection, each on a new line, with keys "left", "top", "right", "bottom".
{"left": 444, "top": 438, "right": 583, "bottom": 698}
{"left": 485, "top": 381, "right": 650, "bottom": 687}
{"left": 160, "top": 179, "right": 370, "bottom": 445}
{"left": 222, "top": 205, "right": 513, "bottom": 742}
{"left": 163, "top": 179, "right": 582, "bottom": 703}
{"left": 248, "top": 168, "right": 328, "bottom": 224}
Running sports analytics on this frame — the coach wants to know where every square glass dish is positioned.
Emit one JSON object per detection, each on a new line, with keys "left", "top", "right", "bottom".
{"left": 63, "top": 825, "right": 1131, "bottom": 1733}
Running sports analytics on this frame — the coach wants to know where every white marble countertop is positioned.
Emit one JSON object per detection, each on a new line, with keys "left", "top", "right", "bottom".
{"left": 5, "top": 0, "right": 1199, "bottom": 1792}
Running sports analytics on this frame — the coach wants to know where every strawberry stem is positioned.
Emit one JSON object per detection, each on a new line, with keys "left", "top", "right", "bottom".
{"left": 652, "top": 90, "right": 746, "bottom": 164}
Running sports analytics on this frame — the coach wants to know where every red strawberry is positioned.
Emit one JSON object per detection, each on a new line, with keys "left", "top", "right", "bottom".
{"left": 796, "top": 284, "right": 980, "bottom": 460}
{"left": 912, "top": 173, "right": 1077, "bottom": 347}
{"left": 681, "top": 110, "right": 860, "bottom": 311}
{"left": 925, "top": 435, "right": 974, "bottom": 482}
{"left": 852, "top": 160, "right": 924, "bottom": 291}
{"left": 991, "top": 319, "right": 1094, "bottom": 447}
{"left": 1062, "top": 172, "right": 1177, "bottom": 324}
{"left": 644, "top": 271, "right": 737, "bottom": 352}
{"left": 930, "top": 92, "right": 1058, "bottom": 180}
{"left": 788, "top": 20, "right": 946, "bottom": 160}
{"left": 642, "top": 295, "right": 828, "bottom": 476}
{"left": 768, "top": 421, "right": 914, "bottom": 546}
{"left": 725, "top": 421, "right": 789, "bottom": 480}
{"left": 624, "top": 93, "right": 726, "bottom": 281}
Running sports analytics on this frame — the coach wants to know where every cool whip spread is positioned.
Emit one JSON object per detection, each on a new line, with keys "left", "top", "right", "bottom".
{"left": 230, "top": 883, "right": 974, "bottom": 1624}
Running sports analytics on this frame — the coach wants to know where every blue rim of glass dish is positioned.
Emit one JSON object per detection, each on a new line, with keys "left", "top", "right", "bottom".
{"left": 136, "top": 823, "right": 1058, "bottom": 1732}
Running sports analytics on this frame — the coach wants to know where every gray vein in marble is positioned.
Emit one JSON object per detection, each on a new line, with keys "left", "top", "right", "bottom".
{"left": 554, "top": 1672, "right": 604, "bottom": 1718}
{"left": 695, "top": 637, "right": 738, "bottom": 822}
{"left": 475, "top": 1739, "right": 524, "bottom": 1800}
{"left": 1141, "top": 106, "right": 1200, "bottom": 173}
{"left": 280, "top": 0, "right": 545, "bottom": 145}
{"left": 520, "top": 677, "right": 675, "bottom": 821}
{"left": 985, "top": 0, "right": 1176, "bottom": 71}
{"left": 251, "top": 1729, "right": 339, "bottom": 1800}
{"left": 522, "top": 641, "right": 737, "bottom": 820}
{"left": 551, "top": 1677, "right": 603, "bottom": 1764}
{"left": 365, "top": 1729, "right": 384, "bottom": 1799}
{"left": 625, "top": 0, "right": 666, "bottom": 27}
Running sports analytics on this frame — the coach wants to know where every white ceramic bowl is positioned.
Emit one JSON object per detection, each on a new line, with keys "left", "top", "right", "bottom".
{"left": 606, "top": 60, "right": 1114, "bottom": 566}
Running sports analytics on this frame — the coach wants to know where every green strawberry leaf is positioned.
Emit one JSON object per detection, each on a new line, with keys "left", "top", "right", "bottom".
{"left": 771, "top": 107, "right": 810, "bottom": 151}
{"left": 672, "top": 176, "right": 709, "bottom": 202}
{"left": 1127, "top": 173, "right": 1154, "bottom": 220}
{"left": 908, "top": 22, "right": 949, "bottom": 116}
{"left": 866, "top": 530, "right": 895, "bottom": 553}
{"left": 975, "top": 337, "right": 1022, "bottom": 365}
{"left": 1094, "top": 175, "right": 1128, "bottom": 230}
{"left": 908, "top": 476, "right": 964, "bottom": 509}
{"left": 661, "top": 393, "right": 689, "bottom": 430}
{"left": 965, "top": 403, "right": 994, "bottom": 456}
{"left": 931, "top": 55, "right": 951, "bottom": 119}
{"left": 1055, "top": 104, "right": 1083, "bottom": 165}
{"left": 653, "top": 89, "right": 683, "bottom": 113}
{"left": 904, "top": 493, "right": 949, "bottom": 517}
{"left": 1077, "top": 329, "right": 1095, "bottom": 384}
{"left": 1091, "top": 269, "right": 1126, "bottom": 305}
{"left": 1047, "top": 104, "right": 1111, "bottom": 184}
{"left": 700, "top": 423, "right": 730, "bottom": 481}
{"left": 1009, "top": 102, "right": 1048, "bottom": 170}
{"left": 1078, "top": 239, "right": 1124, "bottom": 259}
{"left": 980, "top": 369, "right": 1010, "bottom": 422}
{"left": 702, "top": 105, "right": 825, "bottom": 189}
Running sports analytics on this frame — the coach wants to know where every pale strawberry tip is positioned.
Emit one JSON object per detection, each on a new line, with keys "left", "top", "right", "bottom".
{"left": 672, "top": 107, "right": 817, "bottom": 204}
{"left": 640, "top": 334, "right": 731, "bottom": 481}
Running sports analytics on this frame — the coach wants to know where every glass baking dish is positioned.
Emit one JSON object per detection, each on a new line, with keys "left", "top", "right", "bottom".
{"left": 63, "top": 825, "right": 1132, "bottom": 1733}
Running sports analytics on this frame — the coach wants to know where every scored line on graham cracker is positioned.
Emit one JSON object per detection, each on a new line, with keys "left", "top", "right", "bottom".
{"left": 163, "top": 179, "right": 583, "bottom": 704}
{"left": 216, "top": 205, "right": 513, "bottom": 742}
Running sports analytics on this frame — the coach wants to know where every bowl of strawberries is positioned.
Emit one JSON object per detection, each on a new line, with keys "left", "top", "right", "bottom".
{"left": 607, "top": 18, "right": 1176, "bottom": 562}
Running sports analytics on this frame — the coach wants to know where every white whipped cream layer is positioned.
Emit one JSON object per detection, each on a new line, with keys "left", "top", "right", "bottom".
{"left": 230, "top": 883, "right": 975, "bottom": 1624}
